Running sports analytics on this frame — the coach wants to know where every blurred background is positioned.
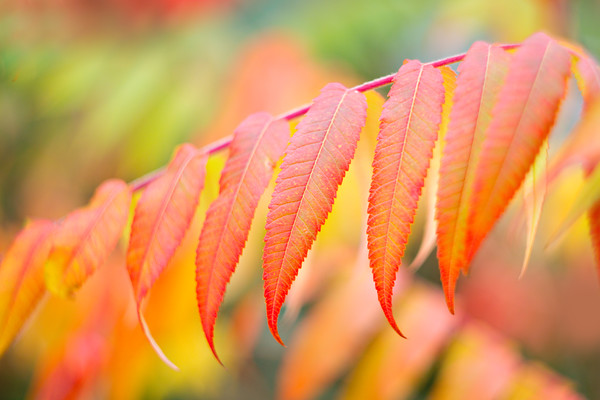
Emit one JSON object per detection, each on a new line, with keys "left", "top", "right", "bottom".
{"left": 1, "top": 0, "right": 600, "bottom": 398}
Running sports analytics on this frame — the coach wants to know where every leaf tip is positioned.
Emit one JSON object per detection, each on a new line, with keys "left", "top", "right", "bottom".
{"left": 138, "top": 308, "right": 179, "bottom": 371}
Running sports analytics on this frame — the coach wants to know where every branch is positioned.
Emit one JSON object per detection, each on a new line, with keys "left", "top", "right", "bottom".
{"left": 129, "top": 43, "right": 520, "bottom": 192}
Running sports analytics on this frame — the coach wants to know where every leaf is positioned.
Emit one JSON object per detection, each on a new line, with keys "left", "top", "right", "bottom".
{"left": 196, "top": 112, "right": 289, "bottom": 362}
{"left": 435, "top": 42, "right": 511, "bottom": 312}
{"left": 549, "top": 97, "right": 600, "bottom": 178}
{"left": 466, "top": 33, "right": 571, "bottom": 294}
{"left": 263, "top": 82, "right": 367, "bottom": 345}
{"left": 341, "top": 286, "right": 456, "bottom": 400}
{"left": 572, "top": 52, "right": 600, "bottom": 106}
{"left": 367, "top": 60, "right": 445, "bottom": 332}
{"left": 549, "top": 162, "right": 600, "bottom": 245}
{"left": 520, "top": 140, "right": 548, "bottom": 278}
{"left": 30, "top": 331, "right": 107, "bottom": 400}
{"left": 277, "top": 246, "right": 392, "bottom": 400}
{"left": 45, "top": 179, "right": 131, "bottom": 297}
{"left": 0, "top": 220, "right": 54, "bottom": 355}
{"left": 429, "top": 324, "right": 520, "bottom": 400}
{"left": 590, "top": 201, "right": 600, "bottom": 281}
{"left": 409, "top": 65, "right": 457, "bottom": 271}
{"left": 547, "top": 54, "right": 600, "bottom": 179}
{"left": 127, "top": 143, "right": 208, "bottom": 370}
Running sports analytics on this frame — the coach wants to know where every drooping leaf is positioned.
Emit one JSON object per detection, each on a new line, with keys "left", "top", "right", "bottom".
{"left": 466, "top": 33, "right": 571, "bottom": 295}
{"left": 196, "top": 112, "right": 289, "bottom": 362}
{"left": 549, "top": 162, "right": 600, "bottom": 245}
{"left": 549, "top": 97, "right": 600, "bottom": 178}
{"left": 589, "top": 201, "right": 600, "bottom": 282}
{"left": 367, "top": 60, "right": 445, "bottom": 331}
{"left": 263, "top": 82, "right": 367, "bottom": 345}
{"left": 45, "top": 179, "right": 131, "bottom": 297}
{"left": 127, "top": 143, "right": 208, "bottom": 369}
{"left": 409, "top": 66, "right": 457, "bottom": 271}
{"left": 435, "top": 42, "right": 511, "bottom": 312}
{"left": 547, "top": 54, "right": 600, "bottom": 179}
{"left": 0, "top": 220, "right": 54, "bottom": 355}
{"left": 520, "top": 140, "right": 548, "bottom": 278}
{"left": 572, "top": 52, "right": 600, "bottom": 106}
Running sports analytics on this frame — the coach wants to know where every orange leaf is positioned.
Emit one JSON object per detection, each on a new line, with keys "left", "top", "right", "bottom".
{"left": 409, "top": 66, "right": 457, "bottom": 271}
{"left": 549, "top": 97, "right": 600, "bottom": 178}
{"left": 589, "top": 200, "right": 600, "bottom": 283}
{"left": 127, "top": 143, "right": 208, "bottom": 369}
{"left": 466, "top": 32, "right": 571, "bottom": 291}
{"left": 573, "top": 52, "right": 600, "bottom": 106}
{"left": 436, "top": 42, "right": 511, "bottom": 312}
{"left": 547, "top": 52, "right": 600, "bottom": 179}
{"left": 520, "top": 140, "right": 548, "bottom": 278}
{"left": 196, "top": 112, "right": 289, "bottom": 362}
{"left": 549, "top": 162, "right": 600, "bottom": 246}
{"left": 367, "top": 60, "right": 444, "bottom": 331}
{"left": 263, "top": 83, "right": 367, "bottom": 345}
{"left": 0, "top": 220, "right": 54, "bottom": 355}
{"left": 45, "top": 179, "right": 131, "bottom": 297}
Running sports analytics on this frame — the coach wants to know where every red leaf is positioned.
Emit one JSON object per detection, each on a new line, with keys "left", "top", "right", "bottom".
{"left": 547, "top": 53, "right": 600, "bottom": 179}
{"left": 263, "top": 82, "right": 367, "bottom": 345}
{"left": 409, "top": 65, "right": 457, "bottom": 271}
{"left": 466, "top": 33, "right": 571, "bottom": 290}
{"left": 0, "top": 220, "right": 54, "bottom": 355}
{"left": 589, "top": 200, "right": 600, "bottom": 284}
{"left": 573, "top": 52, "right": 600, "bottom": 106}
{"left": 367, "top": 60, "right": 445, "bottom": 331}
{"left": 127, "top": 143, "right": 208, "bottom": 369}
{"left": 436, "top": 42, "right": 510, "bottom": 312}
{"left": 196, "top": 112, "right": 288, "bottom": 362}
{"left": 45, "top": 179, "right": 131, "bottom": 297}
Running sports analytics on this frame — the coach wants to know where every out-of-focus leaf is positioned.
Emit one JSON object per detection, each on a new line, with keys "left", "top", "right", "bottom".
{"left": 0, "top": 220, "right": 54, "bottom": 355}
{"left": 520, "top": 140, "right": 548, "bottom": 277}
{"left": 549, "top": 162, "right": 600, "bottom": 246}
{"left": 29, "top": 331, "right": 107, "bottom": 400}
{"left": 435, "top": 42, "right": 510, "bottom": 311}
{"left": 429, "top": 324, "right": 520, "bottom": 400}
{"left": 467, "top": 32, "right": 570, "bottom": 289}
{"left": 590, "top": 201, "right": 600, "bottom": 281}
{"left": 367, "top": 60, "right": 444, "bottom": 330}
{"left": 572, "top": 52, "right": 600, "bottom": 106}
{"left": 341, "top": 285, "right": 456, "bottom": 400}
{"left": 45, "top": 179, "right": 131, "bottom": 297}
{"left": 263, "top": 83, "right": 367, "bottom": 345}
{"left": 277, "top": 246, "right": 404, "bottom": 400}
{"left": 501, "top": 364, "right": 584, "bottom": 400}
{"left": 549, "top": 98, "right": 600, "bottom": 178}
{"left": 127, "top": 143, "right": 208, "bottom": 370}
{"left": 196, "top": 113, "right": 289, "bottom": 362}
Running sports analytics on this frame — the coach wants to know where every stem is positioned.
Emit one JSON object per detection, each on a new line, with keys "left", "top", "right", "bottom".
{"left": 129, "top": 43, "right": 519, "bottom": 192}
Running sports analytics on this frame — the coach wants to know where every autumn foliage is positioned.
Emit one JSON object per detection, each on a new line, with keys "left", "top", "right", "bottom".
{"left": 1, "top": 30, "right": 600, "bottom": 397}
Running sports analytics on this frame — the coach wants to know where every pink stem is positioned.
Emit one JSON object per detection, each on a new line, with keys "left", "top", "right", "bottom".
{"left": 129, "top": 43, "right": 520, "bottom": 192}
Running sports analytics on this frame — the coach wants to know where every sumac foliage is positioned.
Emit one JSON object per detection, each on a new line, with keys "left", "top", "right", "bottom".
{"left": 2, "top": 31, "right": 600, "bottom": 375}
